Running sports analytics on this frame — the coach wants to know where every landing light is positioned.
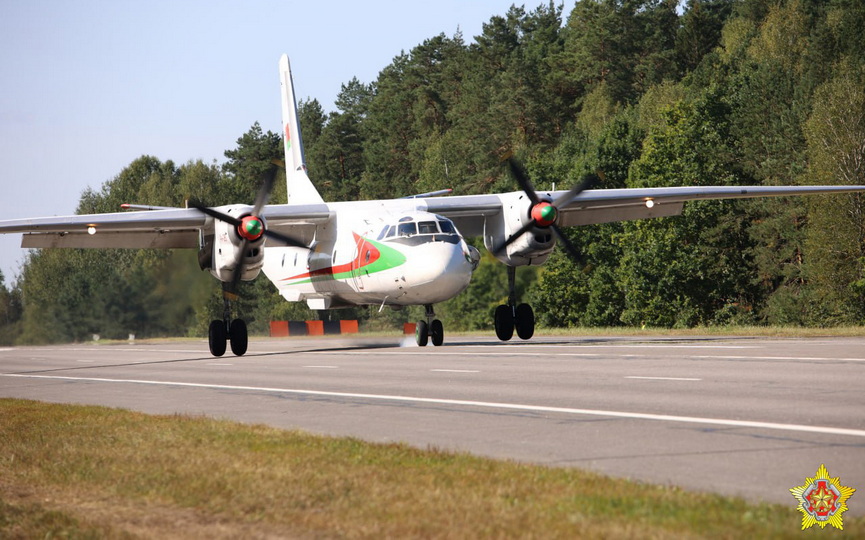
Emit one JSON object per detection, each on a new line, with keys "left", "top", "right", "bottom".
{"left": 87, "top": 226, "right": 97, "bottom": 235}
{"left": 645, "top": 199, "right": 655, "bottom": 209}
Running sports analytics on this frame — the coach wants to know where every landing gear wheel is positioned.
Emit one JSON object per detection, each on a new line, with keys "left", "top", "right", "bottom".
{"left": 229, "top": 318, "right": 248, "bottom": 356}
{"left": 430, "top": 319, "right": 444, "bottom": 346}
{"left": 416, "top": 320, "right": 429, "bottom": 347}
{"left": 494, "top": 305, "right": 514, "bottom": 341}
{"left": 208, "top": 320, "right": 227, "bottom": 357}
{"left": 515, "top": 303, "right": 535, "bottom": 340}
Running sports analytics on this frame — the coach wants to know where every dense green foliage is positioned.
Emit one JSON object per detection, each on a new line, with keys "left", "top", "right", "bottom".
{"left": 3, "top": 0, "right": 865, "bottom": 343}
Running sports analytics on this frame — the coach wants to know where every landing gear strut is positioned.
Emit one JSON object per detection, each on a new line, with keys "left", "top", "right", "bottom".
{"left": 494, "top": 266, "right": 534, "bottom": 341}
{"left": 416, "top": 304, "right": 444, "bottom": 347}
{"left": 208, "top": 286, "right": 248, "bottom": 357}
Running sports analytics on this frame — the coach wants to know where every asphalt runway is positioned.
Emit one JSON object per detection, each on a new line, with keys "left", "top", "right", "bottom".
{"left": 1, "top": 335, "right": 863, "bottom": 512}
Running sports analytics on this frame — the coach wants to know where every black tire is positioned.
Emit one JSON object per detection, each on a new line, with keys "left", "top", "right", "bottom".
{"left": 515, "top": 303, "right": 535, "bottom": 340}
{"left": 229, "top": 318, "right": 248, "bottom": 356}
{"left": 416, "top": 320, "right": 429, "bottom": 346}
{"left": 494, "top": 305, "right": 514, "bottom": 341}
{"left": 431, "top": 319, "right": 444, "bottom": 346}
{"left": 208, "top": 320, "right": 227, "bottom": 357}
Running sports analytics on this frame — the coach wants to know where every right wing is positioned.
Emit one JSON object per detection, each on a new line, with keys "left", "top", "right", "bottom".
{"left": 0, "top": 203, "right": 333, "bottom": 249}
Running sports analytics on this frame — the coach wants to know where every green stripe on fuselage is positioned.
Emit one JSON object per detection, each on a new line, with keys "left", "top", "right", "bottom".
{"left": 287, "top": 237, "right": 407, "bottom": 285}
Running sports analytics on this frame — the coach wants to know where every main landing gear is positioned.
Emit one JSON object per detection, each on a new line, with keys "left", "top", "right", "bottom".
{"left": 494, "top": 266, "right": 535, "bottom": 341}
{"left": 208, "top": 286, "right": 248, "bottom": 357}
{"left": 416, "top": 304, "right": 444, "bottom": 346}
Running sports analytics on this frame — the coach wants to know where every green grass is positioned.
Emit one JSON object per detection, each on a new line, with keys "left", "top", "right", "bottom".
{"left": 2, "top": 399, "right": 860, "bottom": 538}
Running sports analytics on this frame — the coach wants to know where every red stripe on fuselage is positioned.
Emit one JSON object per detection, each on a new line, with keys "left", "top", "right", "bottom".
{"left": 283, "top": 233, "right": 381, "bottom": 281}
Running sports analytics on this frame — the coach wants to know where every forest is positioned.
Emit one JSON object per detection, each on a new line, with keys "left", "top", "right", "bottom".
{"left": 1, "top": 0, "right": 864, "bottom": 344}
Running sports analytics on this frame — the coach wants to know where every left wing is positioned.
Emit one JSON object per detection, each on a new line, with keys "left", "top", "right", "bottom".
{"left": 422, "top": 185, "right": 865, "bottom": 237}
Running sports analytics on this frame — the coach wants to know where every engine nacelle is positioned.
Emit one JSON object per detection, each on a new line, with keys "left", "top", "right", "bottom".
{"left": 207, "top": 205, "right": 266, "bottom": 283}
{"left": 484, "top": 192, "right": 556, "bottom": 266}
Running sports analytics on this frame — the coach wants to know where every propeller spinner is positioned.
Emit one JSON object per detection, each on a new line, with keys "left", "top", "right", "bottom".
{"left": 494, "top": 158, "right": 598, "bottom": 263}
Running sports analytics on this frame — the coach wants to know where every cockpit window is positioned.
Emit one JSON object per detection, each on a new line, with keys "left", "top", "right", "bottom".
{"left": 438, "top": 219, "right": 455, "bottom": 234}
{"left": 380, "top": 215, "right": 461, "bottom": 246}
{"left": 377, "top": 225, "right": 389, "bottom": 240}
{"left": 418, "top": 221, "right": 438, "bottom": 234}
{"left": 397, "top": 222, "right": 417, "bottom": 236}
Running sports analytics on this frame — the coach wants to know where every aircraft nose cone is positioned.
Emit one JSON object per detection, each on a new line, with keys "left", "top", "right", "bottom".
{"left": 406, "top": 243, "right": 473, "bottom": 303}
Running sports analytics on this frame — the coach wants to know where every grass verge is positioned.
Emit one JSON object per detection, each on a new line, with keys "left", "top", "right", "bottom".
{"left": 1, "top": 398, "right": 861, "bottom": 538}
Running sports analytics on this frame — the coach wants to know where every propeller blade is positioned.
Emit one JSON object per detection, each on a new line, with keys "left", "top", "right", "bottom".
{"left": 251, "top": 166, "right": 277, "bottom": 216}
{"left": 551, "top": 224, "right": 583, "bottom": 265}
{"left": 507, "top": 158, "right": 540, "bottom": 204}
{"left": 262, "top": 228, "right": 309, "bottom": 249}
{"left": 225, "top": 238, "right": 249, "bottom": 297}
{"left": 188, "top": 200, "right": 243, "bottom": 227}
{"left": 493, "top": 219, "right": 537, "bottom": 256}
{"left": 552, "top": 173, "right": 599, "bottom": 209}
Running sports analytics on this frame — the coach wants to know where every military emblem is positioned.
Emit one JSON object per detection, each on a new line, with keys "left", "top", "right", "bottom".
{"left": 790, "top": 464, "right": 855, "bottom": 530}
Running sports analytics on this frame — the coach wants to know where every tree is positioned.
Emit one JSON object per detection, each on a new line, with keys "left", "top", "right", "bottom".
{"left": 616, "top": 90, "right": 760, "bottom": 327}
{"left": 676, "top": 0, "right": 734, "bottom": 74}
{"left": 307, "top": 80, "right": 373, "bottom": 201}
{"left": 222, "top": 122, "right": 283, "bottom": 204}
{"left": 801, "top": 73, "right": 865, "bottom": 323}
{"left": 0, "top": 271, "right": 22, "bottom": 345}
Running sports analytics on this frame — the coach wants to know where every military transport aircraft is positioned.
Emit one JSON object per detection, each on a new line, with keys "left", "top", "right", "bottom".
{"left": 1, "top": 54, "right": 864, "bottom": 356}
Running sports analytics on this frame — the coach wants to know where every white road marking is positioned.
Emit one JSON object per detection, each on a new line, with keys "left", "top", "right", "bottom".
{"left": 688, "top": 355, "right": 865, "bottom": 362}
{"left": 626, "top": 376, "right": 702, "bottom": 381}
{"left": 303, "top": 365, "right": 339, "bottom": 369}
{"left": 208, "top": 363, "right": 233, "bottom": 366}
{"left": 3, "top": 373, "right": 864, "bottom": 438}
{"left": 13, "top": 347, "right": 207, "bottom": 354}
{"left": 312, "top": 350, "right": 865, "bottom": 362}
{"left": 431, "top": 369, "right": 480, "bottom": 373}
{"left": 464, "top": 344, "right": 760, "bottom": 349}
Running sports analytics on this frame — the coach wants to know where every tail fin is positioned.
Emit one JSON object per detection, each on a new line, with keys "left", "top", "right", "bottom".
{"left": 279, "top": 54, "right": 324, "bottom": 205}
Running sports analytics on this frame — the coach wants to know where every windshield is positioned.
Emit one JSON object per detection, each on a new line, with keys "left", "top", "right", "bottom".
{"left": 378, "top": 215, "right": 461, "bottom": 246}
{"left": 398, "top": 222, "right": 417, "bottom": 236}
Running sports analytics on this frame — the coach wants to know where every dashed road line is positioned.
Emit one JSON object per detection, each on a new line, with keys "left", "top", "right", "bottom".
{"left": 625, "top": 376, "right": 702, "bottom": 381}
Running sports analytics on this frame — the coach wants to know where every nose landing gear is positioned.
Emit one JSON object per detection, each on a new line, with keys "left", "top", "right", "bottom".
{"left": 493, "top": 266, "right": 535, "bottom": 342}
{"left": 416, "top": 304, "right": 444, "bottom": 346}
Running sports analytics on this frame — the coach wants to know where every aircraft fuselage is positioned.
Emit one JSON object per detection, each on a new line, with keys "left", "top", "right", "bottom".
{"left": 262, "top": 205, "right": 477, "bottom": 310}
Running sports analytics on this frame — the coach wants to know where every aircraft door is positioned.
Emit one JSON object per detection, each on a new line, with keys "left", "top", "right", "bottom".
{"left": 351, "top": 236, "right": 372, "bottom": 291}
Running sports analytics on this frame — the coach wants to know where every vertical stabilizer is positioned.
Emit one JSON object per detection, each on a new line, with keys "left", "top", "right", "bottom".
{"left": 279, "top": 54, "right": 324, "bottom": 205}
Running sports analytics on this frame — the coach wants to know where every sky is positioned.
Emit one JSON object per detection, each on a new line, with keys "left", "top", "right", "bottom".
{"left": 0, "top": 1, "right": 576, "bottom": 284}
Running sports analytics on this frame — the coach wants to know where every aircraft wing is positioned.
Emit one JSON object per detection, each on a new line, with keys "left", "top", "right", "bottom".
{"left": 0, "top": 203, "right": 332, "bottom": 249}
{"left": 422, "top": 185, "right": 865, "bottom": 237}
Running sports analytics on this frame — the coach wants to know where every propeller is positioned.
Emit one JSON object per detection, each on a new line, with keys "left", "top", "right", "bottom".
{"left": 493, "top": 158, "right": 599, "bottom": 263}
{"left": 188, "top": 161, "right": 308, "bottom": 296}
